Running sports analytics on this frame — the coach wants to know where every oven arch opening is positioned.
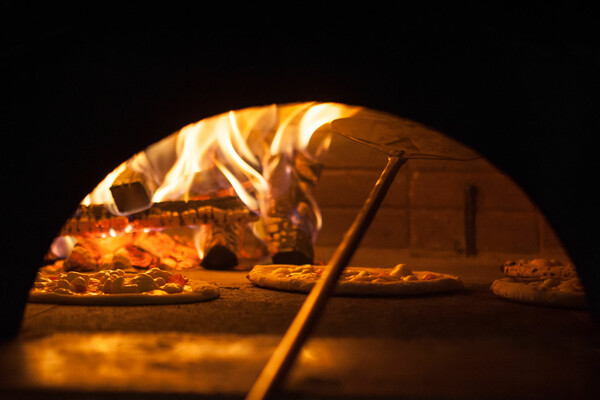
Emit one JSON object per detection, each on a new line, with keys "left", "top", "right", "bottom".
{"left": 2, "top": 93, "right": 598, "bottom": 343}
{"left": 4, "top": 101, "right": 596, "bottom": 400}
{"left": 28, "top": 101, "right": 589, "bottom": 313}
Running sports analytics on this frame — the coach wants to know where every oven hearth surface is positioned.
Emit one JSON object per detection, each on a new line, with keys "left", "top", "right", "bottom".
{"left": 2, "top": 251, "right": 598, "bottom": 400}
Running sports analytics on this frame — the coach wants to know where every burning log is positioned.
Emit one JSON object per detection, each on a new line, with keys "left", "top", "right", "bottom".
{"left": 109, "top": 167, "right": 157, "bottom": 213}
{"left": 264, "top": 151, "right": 322, "bottom": 265}
{"left": 198, "top": 223, "right": 245, "bottom": 270}
{"left": 57, "top": 197, "right": 256, "bottom": 270}
{"left": 60, "top": 197, "right": 259, "bottom": 236}
{"left": 265, "top": 217, "right": 315, "bottom": 265}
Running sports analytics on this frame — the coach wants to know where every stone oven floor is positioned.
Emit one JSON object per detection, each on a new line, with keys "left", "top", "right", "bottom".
{"left": 1, "top": 249, "right": 599, "bottom": 399}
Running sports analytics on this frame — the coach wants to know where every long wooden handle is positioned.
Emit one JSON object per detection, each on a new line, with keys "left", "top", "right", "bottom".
{"left": 246, "top": 155, "right": 407, "bottom": 400}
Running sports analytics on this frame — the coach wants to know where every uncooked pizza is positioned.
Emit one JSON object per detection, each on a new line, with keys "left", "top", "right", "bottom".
{"left": 491, "top": 258, "right": 586, "bottom": 308}
{"left": 247, "top": 264, "right": 464, "bottom": 296}
{"left": 29, "top": 267, "right": 219, "bottom": 305}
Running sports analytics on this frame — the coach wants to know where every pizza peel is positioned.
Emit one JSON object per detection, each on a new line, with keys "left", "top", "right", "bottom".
{"left": 329, "top": 117, "right": 481, "bottom": 161}
{"left": 246, "top": 117, "right": 480, "bottom": 399}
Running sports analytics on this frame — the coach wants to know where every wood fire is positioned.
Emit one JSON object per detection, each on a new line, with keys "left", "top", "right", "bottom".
{"left": 47, "top": 102, "right": 361, "bottom": 272}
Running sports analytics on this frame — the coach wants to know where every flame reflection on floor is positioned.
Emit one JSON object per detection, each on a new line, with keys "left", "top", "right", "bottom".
{"left": 2, "top": 330, "right": 597, "bottom": 399}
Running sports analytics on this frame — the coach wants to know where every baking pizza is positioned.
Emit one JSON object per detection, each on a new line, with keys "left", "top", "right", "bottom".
{"left": 29, "top": 267, "right": 220, "bottom": 305}
{"left": 501, "top": 258, "right": 577, "bottom": 278}
{"left": 491, "top": 258, "right": 586, "bottom": 308}
{"left": 247, "top": 264, "right": 464, "bottom": 296}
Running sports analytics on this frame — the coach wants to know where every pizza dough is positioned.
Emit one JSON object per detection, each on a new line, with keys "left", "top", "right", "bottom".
{"left": 492, "top": 258, "right": 586, "bottom": 308}
{"left": 491, "top": 276, "right": 586, "bottom": 308}
{"left": 247, "top": 264, "right": 464, "bottom": 296}
{"left": 29, "top": 268, "right": 219, "bottom": 305}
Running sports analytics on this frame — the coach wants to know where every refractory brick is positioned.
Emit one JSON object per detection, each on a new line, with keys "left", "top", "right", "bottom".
{"left": 316, "top": 208, "right": 409, "bottom": 249}
{"left": 409, "top": 171, "right": 536, "bottom": 211}
{"left": 314, "top": 169, "right": 408, "bottom": 208}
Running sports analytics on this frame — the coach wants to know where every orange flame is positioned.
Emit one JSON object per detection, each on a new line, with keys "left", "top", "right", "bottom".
{"left": 59, "top": 102, "right": 361, "bottom": 265}
{"left": 81, "top": 161, "right": 127, "bottom": 209}
{"left": 83, "top": 102, "right": 360, "bottom": 215}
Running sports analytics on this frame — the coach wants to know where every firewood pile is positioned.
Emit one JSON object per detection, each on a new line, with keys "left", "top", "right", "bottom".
{"left": 55, "top": 145, "right": 324, "bottom": 270}
{"left": 61, "top": 197, "right": 259, "bottom": 237}
{"left": 55, "top": 197, "right": 261, "bottom": 271}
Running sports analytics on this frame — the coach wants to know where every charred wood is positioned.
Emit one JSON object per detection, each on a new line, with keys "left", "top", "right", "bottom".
{"left": 110, "top": 168, "right": 156, "bottom": 214}
{"left": 198, "top": 223, "right": 244, "bottom": 270}
{"left": 264, "top": 152, "right": 321, "bottom": 264}
{"left": 201, "top": 245, "right": 238, "bottom": 270}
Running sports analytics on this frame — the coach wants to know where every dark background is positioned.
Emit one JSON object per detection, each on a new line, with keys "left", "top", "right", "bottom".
{"left": 2, "top": 3, "right": 598, "bottom": 338}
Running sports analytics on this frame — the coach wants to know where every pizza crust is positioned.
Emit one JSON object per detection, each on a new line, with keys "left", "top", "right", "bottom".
{"left": 491, "top": 277, "right": 587, "bottom": 309}
{"left": 247, "top": 264, "right": 464, "bottom": 296}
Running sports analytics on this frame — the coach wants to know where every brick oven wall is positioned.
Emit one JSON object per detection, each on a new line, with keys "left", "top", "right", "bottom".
{"left": 313, "top": 133, "right": 567, "bottom": 259}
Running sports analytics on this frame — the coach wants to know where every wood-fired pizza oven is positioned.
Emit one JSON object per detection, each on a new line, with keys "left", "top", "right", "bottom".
{"left": 2, "top": 5, "right": 598, "bottom": 400}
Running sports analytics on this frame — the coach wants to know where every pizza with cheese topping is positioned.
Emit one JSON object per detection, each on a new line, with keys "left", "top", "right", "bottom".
{"left": 247, "top": 264, "right": 464, "bottom": 296}
{"left": 501, "top": 258, "right": 577, "bottom": 278}
{"left": 29, "top": 267, "right": 219, "bottom": 305}
{"left": 491, "top": 258, "right": 587, "bottom": 308}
